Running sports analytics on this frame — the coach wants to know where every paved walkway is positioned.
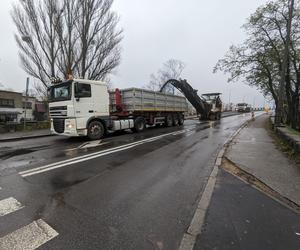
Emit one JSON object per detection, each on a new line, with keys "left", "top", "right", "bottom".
{"left": 195, "top": 115, "right": 300, "bottom": 249}
{"left": 195, "top": 169, "right": 300, "bottom": 250}
{"left": 0, "top": 129, "right": 52, "bottom": 142}
{"left": 226, "top": 114, "right": 300, "bottom": 205}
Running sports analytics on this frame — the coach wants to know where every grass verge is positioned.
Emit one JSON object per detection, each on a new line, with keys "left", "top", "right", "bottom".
{"left": 267, "top": 119, "right": 300, "bottom": 165}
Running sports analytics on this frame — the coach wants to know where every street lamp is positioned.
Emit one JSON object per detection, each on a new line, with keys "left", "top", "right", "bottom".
{"left": 24, "top": 77, "right": 29, "bottom": 130}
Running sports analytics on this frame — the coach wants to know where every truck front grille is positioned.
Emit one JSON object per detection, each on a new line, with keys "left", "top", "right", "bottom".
{"left": 49, "top": 106, "right": 67, "bottom": 118}
{"left": 53, "top": 119, "right": 65, "bottom": 133}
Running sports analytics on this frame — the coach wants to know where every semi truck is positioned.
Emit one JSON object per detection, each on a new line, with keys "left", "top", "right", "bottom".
{"left": 48, "top": 78, "right": 188, "bottom": 140}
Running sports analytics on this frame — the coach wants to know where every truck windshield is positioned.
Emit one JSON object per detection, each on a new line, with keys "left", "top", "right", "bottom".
{"left": 48, "top": 82, "right": 72, "bottom": 102}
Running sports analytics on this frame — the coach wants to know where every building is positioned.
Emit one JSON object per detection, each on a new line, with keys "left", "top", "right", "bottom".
{"left": 0, "top": 90, "right": 23, "bottom": 123}
{"left": 0, "top": 89, "right": 48, "bottom": 123}
{"left": 22, "top": 96, "right": 36, "bottom": 121}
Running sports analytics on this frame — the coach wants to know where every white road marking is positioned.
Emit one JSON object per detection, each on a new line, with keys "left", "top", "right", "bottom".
{"left": 20, "top": 129, "right": 190, "bottom": 177}
{"left": 78, "top": 140, "right": 102, "bottom": 149}
{"left": 185, "top": 132, "right": 194, "bottom": 137}
{"left": 179, "top": 166, "right": 218, "bottom": 250}
{"left": 0, "top": 219, "right": 58, "bottom": 250}
{"left": 0, "top": 197, "right": 24, "bottom": 217}
{"left": 172, "top": 130, "right": 188, "bottom": 136}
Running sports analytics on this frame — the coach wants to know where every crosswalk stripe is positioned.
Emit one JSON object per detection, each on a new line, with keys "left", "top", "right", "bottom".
{"left": 0, "top": 219, "right": 58, "bottom": 250}
{"left": 0, "top": 197, "right": 23, "bottom": 216}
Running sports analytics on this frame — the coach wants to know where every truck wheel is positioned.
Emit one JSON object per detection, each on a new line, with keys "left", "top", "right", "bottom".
{"left": 178, "top": 114, "right": 184, "bottom": 125}
{"left": 165, "top": 114, "right": 173, "bottom": 127}
{"left": 87, "top": 120, "right": 104, "bottom": 140}
{"left": 133, "top": 117, "right": 145, "bottom": 132}
{"left": 173, "top": 114, "right": 179, "bottom": 126}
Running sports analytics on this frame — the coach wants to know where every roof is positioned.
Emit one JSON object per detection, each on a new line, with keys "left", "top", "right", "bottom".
{"left": 202, "top": 93, "right": 222, "bottom": 96}
{"left": 50, "top": 79, "right": 107, "bottom": 87}
{"left": 73, "top": 78, "right": 107, "bottom": 86}
{"left": 0, "top": 89, "right": 22, "bottom": 95}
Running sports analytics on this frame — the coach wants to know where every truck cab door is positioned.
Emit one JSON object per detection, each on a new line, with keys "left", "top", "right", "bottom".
{"left": 74, "top": 82, "right": 94, "bottom": 130}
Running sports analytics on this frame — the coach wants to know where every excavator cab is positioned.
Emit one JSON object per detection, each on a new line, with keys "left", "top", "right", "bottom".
{"left": 201, "top": 93, "right": 222, "bottom": 120}
{"left": 202, "top": 93, "right": 222, "bottom": 109}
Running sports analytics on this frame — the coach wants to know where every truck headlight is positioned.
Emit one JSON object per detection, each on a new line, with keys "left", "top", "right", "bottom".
{"left": 67, "top": 123, "right": 73, "bottom": 129}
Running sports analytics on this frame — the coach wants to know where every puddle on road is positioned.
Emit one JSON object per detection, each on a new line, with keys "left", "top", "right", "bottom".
{"left": 0, "top": 160, "right": 31, "bottom": 174}
{"left": 0, "top": 145, "right": 50, "bottom": 160}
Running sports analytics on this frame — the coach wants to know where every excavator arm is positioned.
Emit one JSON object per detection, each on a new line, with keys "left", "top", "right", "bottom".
{"left": 160, "top": 79, "right": 212, "bottom": 119}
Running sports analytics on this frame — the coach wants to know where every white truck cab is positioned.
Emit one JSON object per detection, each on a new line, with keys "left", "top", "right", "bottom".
{"left": 48, "top": 79, "right": 109, "bottom": 138}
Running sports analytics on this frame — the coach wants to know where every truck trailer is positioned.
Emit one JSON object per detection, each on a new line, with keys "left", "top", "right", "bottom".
{"left": 48, "top": 78, "right": 188, "bottom": 140}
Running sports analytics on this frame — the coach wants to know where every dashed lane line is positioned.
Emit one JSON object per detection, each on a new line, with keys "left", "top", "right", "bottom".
{"left": 0, "top": 197, "right": 24, "bottom": 217}
{"left": 0, "top": 219, "right": 58, "bottom": 250}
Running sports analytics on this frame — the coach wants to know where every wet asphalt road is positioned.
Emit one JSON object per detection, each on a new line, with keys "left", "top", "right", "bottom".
{"left": 0, "top": 113, "right": 253, "bottom": 249}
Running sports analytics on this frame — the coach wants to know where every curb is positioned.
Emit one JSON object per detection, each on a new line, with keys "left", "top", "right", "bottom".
{"left": 178, "top": 114, "right": 258, "bottom": 250}
{"left": 0, "top": 133, "right": 54, "bottom": 142}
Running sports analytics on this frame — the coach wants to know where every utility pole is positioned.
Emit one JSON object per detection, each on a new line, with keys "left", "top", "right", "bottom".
{"left": 24, "top": 77, "right": 29, "bottom": 130}
{"left": 276, "top": 0, "right": 295, "bottom": 126}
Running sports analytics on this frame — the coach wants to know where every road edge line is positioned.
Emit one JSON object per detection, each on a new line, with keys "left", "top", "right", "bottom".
{"left": 178, "top": 114, "right": 257, "bottom": 250}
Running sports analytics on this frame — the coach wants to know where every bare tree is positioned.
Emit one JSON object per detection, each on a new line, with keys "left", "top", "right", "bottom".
{"left": 146, "top": 59, "right": 185, "bottom": 92}
{"left": 12, "top": 0, "right": 122, "bottom": 89}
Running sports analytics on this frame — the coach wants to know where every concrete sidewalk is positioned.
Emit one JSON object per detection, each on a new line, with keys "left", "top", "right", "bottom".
{"left": 195, "top": 169, "right": 300, "bottom": 250}
{"left": 195, "top": 115, "right": 300, "bottom": 249}
{"left": 0, "top": 129, "right": 52, "bottom": 142}
{"left": 226, "top": 113, "right": 300, "bottom": 205}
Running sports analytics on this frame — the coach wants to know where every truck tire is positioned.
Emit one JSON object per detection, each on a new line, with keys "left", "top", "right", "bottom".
{"left": 165, "top": 114, "right": 173, "bottom": 127}
{"left": 173, "top": 114, "right": 179, "bottom": 126}
{"left": 178, "top": 114, "right": 184, "bottom": 125}
{"left": 87, "top": 120, "right": 105, "bottom": 140}
{"left": 133, "top": 117, "right": 146, "bottom": 132}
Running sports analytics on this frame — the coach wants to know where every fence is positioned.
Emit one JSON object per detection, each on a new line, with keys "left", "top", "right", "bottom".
{"left": 0, "top": 121, "right": 50, "bottom": 133}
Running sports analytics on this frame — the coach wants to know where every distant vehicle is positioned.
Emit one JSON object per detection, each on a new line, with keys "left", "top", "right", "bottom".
{"left": 236, "top": 103, "right": 251, "bottom": 113}
{"left": 48, "top": 77, "right": 188, "bottom": 140}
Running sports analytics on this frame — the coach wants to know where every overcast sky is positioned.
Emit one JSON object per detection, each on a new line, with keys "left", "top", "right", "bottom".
{"left": 0, "top": 0, "right": 269, "bottom": 106}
